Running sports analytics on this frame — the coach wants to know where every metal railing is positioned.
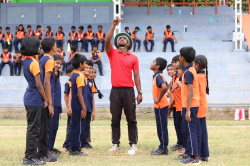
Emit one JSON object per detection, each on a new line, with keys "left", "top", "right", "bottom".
{"left": 122, "top": 0, "right": 250, "bottom": 15}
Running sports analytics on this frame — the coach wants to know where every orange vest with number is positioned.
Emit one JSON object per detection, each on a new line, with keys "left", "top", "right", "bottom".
{"left": 16, "top": 30, "right": 25, "bottom": 39}
{"left": 70, "top": 32, "right": 76, "bottom": 40}
{"left": 5, "top": 33, "right": 12, "bottom": 41}
{"left": 26, "top": 30, "right": 34, "bottom": 37}
{"left": 77, "top": 32, "right": 84, "bottom": 40}
{"left": 34, "top": 31, "right": 42, "bottom": 39}
{"left": 46, "top": 31, "right": 53, "bottom": 37}
{"left": 2, "top": 52, "right": 10, "bottom": 61}
{"left": 96, "top": 31, "right": 104, "bottom": 40}
{"left": 131, "top": 30, "right": 136, "bottom": 39}
{"left": 165, "top": 30, "right": 173, "bottom": 39}
{"left": 70, "top": 51, "right": 76, "bottom": 59}
{"left": 181, "top": 66, "right": 200, "bottom": 108}
{"left": 172, "top": 75, "right": 182, "bottom": 111}
{"left": 85, "top": 31, "right": 94, "bottom": 39}
{"left": 146, "top": 32, "right": 154, "bottom": 40}
{"left": 56, "top": 51, "right": 65, "bottom": 61}
{"left": 152, "top": 73, "right": 169, "bottom": 109}
{"left": 57, "top": 32, "right": 64, "bottom": 40}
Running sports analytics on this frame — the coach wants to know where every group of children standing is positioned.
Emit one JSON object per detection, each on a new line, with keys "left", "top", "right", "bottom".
{"left": 21, "top": 36, "right": 101, "bottom": 165}
{"left": 125, "top": 24, "right": 178, "bottom": 53}
{"left": 150, "top": 46, "right": 209, "bottom": 165}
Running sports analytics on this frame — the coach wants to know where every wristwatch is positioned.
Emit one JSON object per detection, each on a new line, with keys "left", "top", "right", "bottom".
{"left": 138, "top": 91, "right": 143, "bottom": 94}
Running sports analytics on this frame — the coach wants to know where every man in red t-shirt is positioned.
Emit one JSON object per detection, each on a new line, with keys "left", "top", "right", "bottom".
{"left": 105, "top": 18, "right": 143, "bottom": 153}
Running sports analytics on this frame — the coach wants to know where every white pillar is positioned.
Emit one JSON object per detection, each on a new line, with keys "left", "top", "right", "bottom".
{"left": 113, "top": 0, "right": 121, "bottom": 37}
{"left": 233, "top": 0, "right": 245, "bottom": 51}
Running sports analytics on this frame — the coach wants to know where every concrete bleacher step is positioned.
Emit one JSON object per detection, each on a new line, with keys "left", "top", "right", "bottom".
{"left": 122, "top": 15, "right": 235, "bottom": 24}
{"left": 122, "top": 23, "right": 235, "bottom": 33}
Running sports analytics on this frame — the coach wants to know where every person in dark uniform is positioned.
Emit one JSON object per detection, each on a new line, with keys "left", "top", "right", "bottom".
{"left": 105, "top": 18, "right": 143, "bottom": 153}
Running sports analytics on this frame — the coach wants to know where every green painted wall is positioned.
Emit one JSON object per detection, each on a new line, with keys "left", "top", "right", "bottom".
{"left": 13, "top": 0, "right": 112, "bottom": 3}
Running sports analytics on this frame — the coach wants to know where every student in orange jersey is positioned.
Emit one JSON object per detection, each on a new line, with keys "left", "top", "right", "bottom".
{"left": 150, "top": 57, "right": 169, "bottom": 155}
{"left": 95, "top": 25, "right": 106, "bottom": 52}
{"left": 0, "top": 46, "right": 13, "bottom": 76}
{"left": 0, "top": 27, "right": 5, "bottom": 49}
{"left": 13, "top": 50, "right": 22, "bottom": 76}
{"left": 55, "top": 26, "right": 65, "bottom": 50}
{"left": 143, "top": 26, "right": 154, "bottom": 52}
{"left": 84, "top": 25, "right": 95, "bottom": 52}
{"left": 179, "top": 47, "right": 200, "bottom": 165}
{"left": 162, "top": 25, "right": 178, "bottom": 52}
{"left": 4, "top": 27, "right": 13, "bottom": 52}
{"left": 68, "top": 26, "right": 77, "bottom": 48}
{"left": 34, "top": 25, "right": 43, "bottom": 40}
{"left": 193, "top": 55, "right": 209, "bottom": 162}
{"left": 26, "top": 25, "right": 34, "bottom": 37}
{"left": 56, "top": 45, "right": 66, "bottom": 75}
{"left": 131, "top": 26, "right": 141, "bottom": 52}
{"left": 43, "top": 26, "right": 54, "bottom": 38}
{"left": 77, "top": 26, "right": 85, "bottom": 52}
{"left": 14, "top": 24, "right": 26, "bottom": 51}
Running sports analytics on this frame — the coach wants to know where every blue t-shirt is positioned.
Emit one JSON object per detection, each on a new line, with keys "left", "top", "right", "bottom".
{"left": 23, "top": 57, "right": 44, "bottom": 107}
{"left": 83, "top": 79, "right": 96, "bottom": 113}
{"left": 54, "top": 78, "right": 62, "bottom": 108}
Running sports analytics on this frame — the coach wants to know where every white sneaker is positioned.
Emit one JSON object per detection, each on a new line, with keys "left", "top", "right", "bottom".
{"left": 130, "top": 144, "right": 138, "bottom": 151}
{"left": 108, "top": 144, "right": 120, "bottom": 152}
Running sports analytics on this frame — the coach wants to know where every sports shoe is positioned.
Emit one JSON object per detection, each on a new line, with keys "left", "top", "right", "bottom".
{"left": 42, "top": 153, "right": 57, "bottom": 162}
{"left": 151, "top": 149, "right": 168, "bottom": 155}
{"left": 174, "top": 154, "right": 189, "bottom": 160}
{"left": 162, "top": 49, "right": 166, "bottom": 52}
{"left": 130, "top": 144, "right": 138, "bottom": 151}
{"left": 85, "top": 143, "right": 93, "bottom": 149}
{"left": 177, "top": 148, "right": 185, "bottom": 154}
{"left": 172, "top": 50, "right": 176, "bottom": 52}
{"left": 171, "top": 144, "right": 179, "bottom": 149}
{"left": 69, "top": 149, "right": 88, "bottom": 156}
{"left": 201, "top": 157, "right": 208, "bottom": 162}
{"left": 23, "top": 158, "right": 45, "bottom": 165}
{"left": 180, "top": 156, "right": 200, "bottom": 165}
{"left": 172, "top": 145, "right": 184, "bottom": 151}
{"left": 51, "top": 148, "right": 62, "bottom": 156}
{"left": 108, "top": 144, "right": 120, "bottom": 152}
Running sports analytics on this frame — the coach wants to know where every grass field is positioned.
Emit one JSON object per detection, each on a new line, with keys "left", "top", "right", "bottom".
{"left": 0, "top": 118, "right": 249, "bottom": 166}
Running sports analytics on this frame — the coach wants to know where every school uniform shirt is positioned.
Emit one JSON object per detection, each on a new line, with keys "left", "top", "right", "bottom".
{"left": 13, "top": 54, "right": 21, "bottom": 62}
{"left": 69, "top": 31, "right": 77, "bottom": 40}
{"left": 83, "top": 79, "right": 97, "bottom": 113}
{"left": 90, "top": 51, "right": 101, "bottom": 61}
{"left": 145, "top": 32, "right": 154, "bottom": 40}
{"left": 46, "top": 31, "right": 54, "bottom": 37}
{"left": 23, "top": 56, "right": 44, "bottom": 106}
{"left": 0, "top": 32, "right": 5, "bottom": 40}
{"left": 170, "top": 76, "right": 176, "bottom": 108}
{"left": 164, "top": 30, "right": 174, "bottom": 39}
{"left": 15, "top": 30, "right": 26, "bottom": 39}
{"left": 197, "top": 71, "right": 208, "bottom": 118}
{"left": 54, "top": 73, "right": 62, "bottom": 113}
{"left": 152, "top": 71, "right": 169, "bottom": 109}
{"left": 26, "top": 30, "right": 34, "bottom": 37}
{"left": 34, "top": 31, "right": 42, "bottom": 39}
{"left": 5, "top": 33, "right": 13, "bottom": 41}
{"left": 39, "top": 54, "right": 55, "bottom": 104}
{"left": 181, "top": 63, "right": 200, "bottom": 108}
{"left": 1, "top": 52, "right": 12, "bottom": 61}
{"left": 77, "top": 32, "right": 84, "bottom": 41}
{"left": 131, "top": 31, "right": 137, "bottom": 39}
{"left": 84, "top": 31, "right": 94, "bottom": 39}
{"left": 172, "top": 73, "right": 182, "bottom": 111}
{"left": 56, "top": 32, "right": 65, "bottom": 40}
{"left": 126, "top": 32, "right": 131, "bottom": 36}
{"left": 71, "top": 70, "right": 86, "bottom": 111}
{"left": 95, "top": 31, "right": 106, "bottom": 40}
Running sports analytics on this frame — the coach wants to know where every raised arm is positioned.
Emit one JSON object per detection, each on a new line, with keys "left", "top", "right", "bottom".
{"left": 105, "top": 18, "right": 123, "bottom": 52}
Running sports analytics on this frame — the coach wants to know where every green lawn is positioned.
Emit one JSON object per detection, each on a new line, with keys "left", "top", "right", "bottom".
{"left": 0, "top": 119, "right": 249, "bottom": 166}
